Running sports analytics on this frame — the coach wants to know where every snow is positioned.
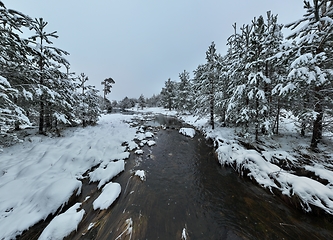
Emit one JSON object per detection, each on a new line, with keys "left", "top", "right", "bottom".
{"left": 89, "top": 160, "right": 125, "bottom": 189}
{"left": 135, "top": 149, "right": 144, "bottom": 155}
{"left": 147, "top": 140, "right": 156, "bottom": 146}
{"left": 179, "top": 127, "right": 196, "bottom": 138}
{"left": 93, "top": 182, "right": 121, "bottom": 210}
{"left": 38, "top": 203, "right": 85, "bottom": 240}
{"left": 0, "top": 113, "right": 137, "bottom": 239}
{"left": 134, "top": 170, "right": 146, "bottom": 181}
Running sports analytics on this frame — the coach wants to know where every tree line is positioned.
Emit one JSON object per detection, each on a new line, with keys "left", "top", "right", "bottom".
{"left": 0, "top": 1, "right": 114, "bottom": 144}
{"left": 159, "top": 1, "right": 333, "bottom": 150}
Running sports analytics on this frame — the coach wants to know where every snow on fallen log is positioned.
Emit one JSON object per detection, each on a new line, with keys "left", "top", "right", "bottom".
{"left": 38, "top": 203, "right": 85, "bottom": 240}
{"left": 216, "top": 141, "right": 333, "bottom": 215}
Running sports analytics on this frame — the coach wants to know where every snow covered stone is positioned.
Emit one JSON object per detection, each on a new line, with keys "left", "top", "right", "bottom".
{"left": 93, "top": 182, "right": 121, "bottom": 210}
{"left": 179, "top": 128, "right": 196, "bottom": 138}
{"left": 135, "top": 170, "right": 146, "bottom": 181}
{"left": 147, "top": 140, "right": 156, "bottom": 146}
{"left": 145, "top": 131, "right": 154, "bottom": 138}
{"left": 135, "top": 149, "right": 144, "bottom": 155}
{"left": 38, "top": 203, "right": 85, "bottom": 240}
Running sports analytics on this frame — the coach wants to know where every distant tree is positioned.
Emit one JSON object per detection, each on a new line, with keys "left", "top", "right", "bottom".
{"left": 175, "top": 70, "right": 193, "bottom": 113}
{"left": 146, "top": 94, "right": 160, "bottom": 107}
{"left": 161, "top": 78, "right": 176, "bottom": 110}
{"left": 75, "top": 73, "right": 101, "bottom": 126}
{"left": 101, "top": 77, "right": 115, "bottom": 110}
{"left": 138, "top": 94, "right": 146, "bottom": 110}
{"left": 119, "top": 96, "right": 132, "bottom": 110}
{"left": 111, "top": 100, "right": 118, "bottom": 109}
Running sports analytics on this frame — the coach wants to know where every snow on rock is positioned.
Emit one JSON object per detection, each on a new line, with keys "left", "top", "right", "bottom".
{"left": 135, "top": 149, "right": 144, "bottom": 155}
{"left": 179, "top": 128, "right": 196, "bottom": 138}
{"left": 145, "top": 131, "right": 154, "bottom": 138}
{"left": 93, "top": 182, "right": 121, "bottom": 210}
{"left": 38, "top": 203, "right": 85, "bottom": 240}
{"left": 147, "top": 140, "right": 156, "bottom": 146}
{"left": 89, "top": 160, "right": 125, "bottom": 189}
{"left": 0, "top": 113, "right": 137, "bottom": 239}
{"left": 134, "top": 170, "right": 146, "bottom": 181}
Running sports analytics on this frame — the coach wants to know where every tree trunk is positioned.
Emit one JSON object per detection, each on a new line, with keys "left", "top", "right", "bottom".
{"left": 39, "top": 98, "right": 44, "bottom": 134}
{"left": 310, "top": 103, "right": 323, "bottom": 150}
{"left": 38, "top": 40, "right": 44, "bottom": 135}
{"left": 210, "top": 77, "right": 215, "bottom": 129}
{"left": 310, "top": 86, "right": 323, "bottom": 150}
{"left": 210, "top": 95, "right": 214, "bottom": 129}
{"left": 274, "top": 98, "right": 280, "bottom": 134}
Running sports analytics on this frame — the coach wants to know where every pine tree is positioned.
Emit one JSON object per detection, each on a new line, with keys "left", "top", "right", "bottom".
{"left": 0, "top": 2, "right": 32, "bottom": 134}
{"left": 175, "top": 70, "right": 193, "bottom": 113}
{"left": 225, "top": 13, "right": 284, "bottom": 139}
{"left": 138, "top": 94, "right": 146, "bottom": 110}
{"left": 160, "top": 78, "right": 176, "bottom": 110}
{"left": 192, "top": 42, "right": 220, "bottom": 129}
{"left": 285, "top": 0, "right": 333, "bottom": 150}
{"left": 28, "top": 17, "right": 70, "bottom": 134}
{"left": 101, "top": 77, "right": 115, "bottom": 111}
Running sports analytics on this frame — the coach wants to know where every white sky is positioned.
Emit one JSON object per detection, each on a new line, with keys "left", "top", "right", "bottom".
{"left": 7, "top": 0, "right": 304, "bottom": 101}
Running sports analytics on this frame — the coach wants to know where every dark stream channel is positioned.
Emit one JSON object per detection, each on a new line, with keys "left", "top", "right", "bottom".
{"left": 19, "top": 114, "right": 333, "bottom": 239}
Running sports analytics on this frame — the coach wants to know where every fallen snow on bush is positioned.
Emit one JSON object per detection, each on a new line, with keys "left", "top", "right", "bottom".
{"left": 0, "top": 113, "right": 137, "bottom": 239}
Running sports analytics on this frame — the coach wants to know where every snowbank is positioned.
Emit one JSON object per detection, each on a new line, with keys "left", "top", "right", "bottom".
{"left": 38, "top": 203, "right": 85, "bottom": 240}
{"left": 93, "top": 182, "right": 121, "bottom": 210}
{"left": 0, "top": 113, "right": 137, "bottom": 239}
{"left": 179, "top": 127, "right": 196, "bottom": 138}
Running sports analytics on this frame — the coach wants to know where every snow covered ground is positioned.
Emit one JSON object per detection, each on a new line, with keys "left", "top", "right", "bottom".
{"left": 0, "top": 113, "right": 156, "bottom": 240}
{"left": 1, "top": 107, "right": 333, "bottom": 239}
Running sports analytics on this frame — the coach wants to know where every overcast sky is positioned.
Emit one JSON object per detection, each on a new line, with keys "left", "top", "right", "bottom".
{"left": 7, "top": 0, "right": 304, "bottom": 101}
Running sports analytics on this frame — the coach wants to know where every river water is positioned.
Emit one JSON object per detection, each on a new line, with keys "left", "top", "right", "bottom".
{"left": 19, "top": 114, "right": 333, "bottom": 239}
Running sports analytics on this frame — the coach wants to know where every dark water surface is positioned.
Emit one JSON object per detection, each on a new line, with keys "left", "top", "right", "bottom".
{"left": 19, "top": 115, "right": 333, "bottom": 239}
